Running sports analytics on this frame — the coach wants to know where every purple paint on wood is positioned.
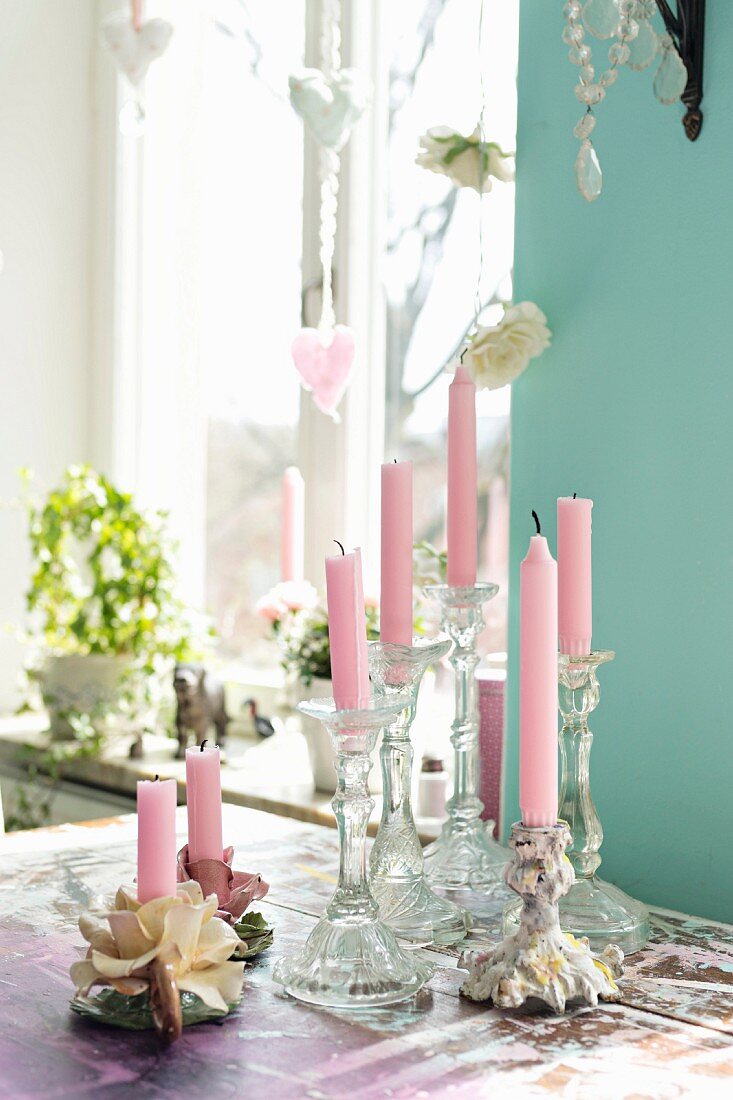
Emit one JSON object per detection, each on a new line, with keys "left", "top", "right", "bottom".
{"left": 477, "top": 669, "right": 505, "bottom": 837}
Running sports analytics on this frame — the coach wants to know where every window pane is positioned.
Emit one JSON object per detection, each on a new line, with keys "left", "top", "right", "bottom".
{"left": 201, "top": 3, "right": 305, "bottom": 663}
{"left": 383, "top": 0, "right": 518, "bottom": 653}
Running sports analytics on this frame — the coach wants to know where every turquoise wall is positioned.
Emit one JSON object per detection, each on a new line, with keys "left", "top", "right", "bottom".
{"left": 505, "top": 2, "right": 733, "bottom": 923}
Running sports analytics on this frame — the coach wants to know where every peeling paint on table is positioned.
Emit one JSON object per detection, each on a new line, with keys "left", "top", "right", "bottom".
{"left": 0, "top": 806, "right": 731, "bottom": 1098}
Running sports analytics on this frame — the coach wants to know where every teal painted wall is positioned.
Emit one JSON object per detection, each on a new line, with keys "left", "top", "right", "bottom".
{"left": 505, "top": 2, "right": 733, "bottom": 922}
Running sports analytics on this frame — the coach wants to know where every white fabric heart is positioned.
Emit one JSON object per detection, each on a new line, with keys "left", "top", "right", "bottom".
{"left": 100, "top": 12, "right": 173, "bottom": 87}
{"left": 289, "top": 68, "right": 369, "bottom": 151}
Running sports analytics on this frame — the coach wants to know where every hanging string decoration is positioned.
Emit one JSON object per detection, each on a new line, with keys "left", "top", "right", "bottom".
{"left": 101, "top": 0, "right": 173, "bottom": 136}
{"left": 288, "top": 0, "right": 369, "bottom": 420}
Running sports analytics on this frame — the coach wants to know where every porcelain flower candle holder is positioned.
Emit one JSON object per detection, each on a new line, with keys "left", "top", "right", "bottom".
{"left": 70, "top": 882, "right": 246, "bottom": 1045}
{"left": 368, "top": 638, "right": 470, "bottom": 947}
{"left": 177, "top": 845, "right": 274, "bottom": 956}
{"left": 421, "top": 583, "right": 508, "bottom": 890}
{"left": 460, "top": 822, "right": 624, "bottom": 1013}
{"left": 273, "top": 695, "right": 433, "bottom": 1007}
{"left": 503, "top": 651, "right": 650, "bottom": 955}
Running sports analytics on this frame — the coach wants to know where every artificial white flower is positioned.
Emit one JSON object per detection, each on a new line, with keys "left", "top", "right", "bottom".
{"left": 463, "top": 302, "right": 551, "bottom": 390}
{"left": 416, "top": 126, "right": 515, "bottom": 193}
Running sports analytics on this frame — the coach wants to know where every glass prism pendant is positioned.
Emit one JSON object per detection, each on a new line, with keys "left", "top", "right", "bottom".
{"left": 654, "top": 33, "right": 688, "bottom": 104}
{"left": 582, "top": 0, "right": 620, "bottom": 39}
{"left": 575, "top": 139, "right": 602, "bottom": 202}
{"left": 627, "top": 4, "right": 658, "bottom": 71}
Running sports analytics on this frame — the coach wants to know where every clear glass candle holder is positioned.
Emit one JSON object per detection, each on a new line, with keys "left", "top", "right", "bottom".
{"left": 503, "top": 651, "right": 650, "bottom": 955}
{"left": 368, "top": 638, "right": 471, "bottom": 947}
{"left": 421, "top": 583, "right": 508, "bottom": 891}
{"left": 273, "top": 695, "right": 433, "bottom": 1008}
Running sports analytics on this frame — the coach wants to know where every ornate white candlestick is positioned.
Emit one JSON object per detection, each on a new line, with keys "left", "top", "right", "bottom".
{"left": 273, "top": 695, "right": 433, "bottom": 1007}
{"left": 461, "top": 822, "right": 624, "bottom": 1013}
{"left": 421, "top": 583, "right": 507, "bottom": 890}
{"left": 368, "top": 638, "right": 470, "bottom": 947}
{"left": 503, "top": 651, "right": 650, "bottom": 954}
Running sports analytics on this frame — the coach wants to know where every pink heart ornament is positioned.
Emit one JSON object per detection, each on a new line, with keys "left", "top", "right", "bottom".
{"left": 100, "top": 13, "right": 173, "bottom": 87}
{"left": 292, "top": 326, "right": 355, "bottom": 419}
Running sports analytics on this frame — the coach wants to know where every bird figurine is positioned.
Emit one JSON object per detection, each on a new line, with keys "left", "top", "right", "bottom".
{"left": 244, "top": 698, "right": 276, "bottom": 738}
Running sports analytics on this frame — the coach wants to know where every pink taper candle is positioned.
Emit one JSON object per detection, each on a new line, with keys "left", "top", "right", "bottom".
{"left": 281, "top": 466, "right": 305, "bottom": 582}
{"left": 519, "top": 515, "right": 558, "bottom": 828}
{"left": 325, "top": 545, "right": 370, "bottom": 709}
{"left": 447, "top": 365, "right": 478, "bottom": 587}
{"left": 185, "top": 743, "right": 224, "bottom": 863}
{"left": 380, "top": 460, "right": 414, "bottom": 646}
{"left": 137, "top": 777, "right": 177, "bottom": 903}
{"left": 557, "top": 495, "right": 593, "bottom": 656}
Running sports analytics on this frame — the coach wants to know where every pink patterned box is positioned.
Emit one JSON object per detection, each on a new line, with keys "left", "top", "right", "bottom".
{"left": 477, "top": 668, "right": 506, "bottom": 839}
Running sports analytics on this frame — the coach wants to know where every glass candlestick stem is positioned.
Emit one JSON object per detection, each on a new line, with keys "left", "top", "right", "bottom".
{"left": 368, "top": 638, "right": 470, "bottom": 947}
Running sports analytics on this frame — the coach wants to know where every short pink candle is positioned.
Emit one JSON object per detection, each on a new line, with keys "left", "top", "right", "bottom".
{"left": 519, "top": 524, "right": 558, "bottom": 828}
{"left": 557, "top": 495, "right": 593, "bottom": 655}
{"left": 137, "top": 777, "right": 177, "bottom": 903}
{"left": 380, "top": 460, "right": 414, "bottom": 646}
{"left": 281, "top": 466, "right": 305, "bottom": 582}
{"left": 447, "top": 365, "right": 478, "bottom": 587}
{"left": 186, "top": 743, "right": 223, "bottom": 863}
{"left": 325, "top": 545, "right": 370, "bottom": 710}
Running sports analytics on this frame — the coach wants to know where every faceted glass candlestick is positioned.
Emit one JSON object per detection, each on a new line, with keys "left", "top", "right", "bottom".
{"left": 368, "top": 638, "right": 471, "bottom": 947}
{"left": 273, "top": 695, "right": 433, "bottom": 1007}
{"left": 504, "top": 651, "right": 650, "bottom": 955}
{"left": 421, "top": 583, "right": 508, "bottom": 890}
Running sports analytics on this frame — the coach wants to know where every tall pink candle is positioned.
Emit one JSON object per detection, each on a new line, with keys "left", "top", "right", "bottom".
{"left": 380, "top": 460, "right": 413, "bottom": 646}
{"left": 519, "top": 520, "right": 558, "bottom": 828}
{"left": 281, "top": 466, "right": 305, "bottom": 582}
{"left": 325, "top": 545, "right": 370, "bottom": 709}
{"left": 557, "top": 495, "right": 593, "bottom": 656}
{"left": 447, "top": 365, "right": 478, "bottom": 587}
{"left": 137, "top": 777, "right": 177, "bottom": 903}
{"left": 186, "top": 743, "right": 223, "bottom": 863}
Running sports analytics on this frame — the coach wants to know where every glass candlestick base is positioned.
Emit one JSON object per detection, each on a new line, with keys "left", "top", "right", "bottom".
{"left": 273, "top": 696, "right": 433, "bottom": 1007}
{"left": 368, "top": 638, "right": 471, "bottom": 948}
{"left": 503, "top": 651, "right": 650, "bottom": 955}
{"left": 421, "top": 584, "right": 508, "bottom": 891}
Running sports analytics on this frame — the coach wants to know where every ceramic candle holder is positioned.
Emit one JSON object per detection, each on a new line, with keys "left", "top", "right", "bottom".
{"left": 176, "top": 845, "right": 268, "bottom": 925}
{"left": 460, "top": 822, "right": 624, "bottom": 1013}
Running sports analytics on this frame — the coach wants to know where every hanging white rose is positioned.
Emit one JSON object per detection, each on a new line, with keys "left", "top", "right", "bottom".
{"left": 416, "top": 126, "right": 515, "bottom": 193}
{"left": 463, "top": 302, "right": 551, "bottom": 390}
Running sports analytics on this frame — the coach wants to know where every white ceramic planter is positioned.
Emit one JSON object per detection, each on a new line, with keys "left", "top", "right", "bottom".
{"left": 38, "top": 654, "right": 132, "bottom": 740}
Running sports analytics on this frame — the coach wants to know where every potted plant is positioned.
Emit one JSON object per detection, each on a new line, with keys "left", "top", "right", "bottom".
{"left": 23, "top": 465, "right": 198, "bottom": 740}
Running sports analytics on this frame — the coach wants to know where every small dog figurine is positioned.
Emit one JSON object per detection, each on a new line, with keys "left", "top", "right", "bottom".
{"left": 173, "top": 664, "right": 229, "bottom": 760}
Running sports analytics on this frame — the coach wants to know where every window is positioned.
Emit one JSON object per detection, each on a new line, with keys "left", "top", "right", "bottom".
{"left": 114, "top": 0, "right": 518, "bottom": 663}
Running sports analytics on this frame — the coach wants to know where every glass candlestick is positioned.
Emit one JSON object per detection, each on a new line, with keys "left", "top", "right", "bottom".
{"left": 368, "top": 638, "right": 471, "bottom": 947}
{"left": 273, "top": 695, "right": 433, "bottom": 1007}
{"left": 504, "top": 651, "right": 650, "bottom": 954}
{"left": 421, "top": 583, "right": 508, "bottom": 890}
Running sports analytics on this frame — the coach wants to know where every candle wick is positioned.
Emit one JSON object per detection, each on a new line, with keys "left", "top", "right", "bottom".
{"left": 154, "top": 774, "right": 159, "bottom": 782}
{"left": 334, "top": 539, "right": 345, "bottom": 556}
{"left": 531, "top": 510, "right": 541, "bottom": 535}
{"left": 393, "top": 457, "right": 397, "bottom": 463}
{"left": 200, "top": 739, "right": 208, "bottom": 751}
{"left": 459, "top": 347, "right": 468, "bottom": 363}
{"left": 573, "top": 492, "right": 577, "bottom": 499}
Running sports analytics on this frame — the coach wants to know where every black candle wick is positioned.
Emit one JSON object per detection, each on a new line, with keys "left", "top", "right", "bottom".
{"left": 531, "top": 510, "right": 541, "bottom": 535}
{"left": 573, "top": 492, "right": 577, "bottom": 499}
{"left": 154, "top": 774, "right": 160, "bottom": 782}
{"left": 334, "top": 539, "right": 345, "bottom": 556}
{"left": 200, "top": 739, "right": 208, "bottom": 751}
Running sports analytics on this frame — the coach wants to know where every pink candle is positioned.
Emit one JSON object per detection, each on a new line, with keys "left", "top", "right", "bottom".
{"left": 557, "top": 495, "right": 593, "bottom": 656}
{"left": 325, "top": 545, "right": 370, "bottom": 709}
{"left": 380, "top": 460, "right": 414, "bottom": 646}
{"left": 137, "top": 777, "right": 177, "bottom": 903}
{"left": 186, "top": 743, "right": 223, "bottom": 863}
{"left": 519, "top": 517, "right": 558, "bottom": 828}
{"left": 447, "top": 365, "right": 478, "bottom": 587}
{"left": 281, "top": 466, "right": 305, "bottom": 582}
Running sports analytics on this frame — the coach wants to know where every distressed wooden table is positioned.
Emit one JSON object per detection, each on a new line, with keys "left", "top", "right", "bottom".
{"left": 1, "top": 805, "right": 732, "bottom": 1099}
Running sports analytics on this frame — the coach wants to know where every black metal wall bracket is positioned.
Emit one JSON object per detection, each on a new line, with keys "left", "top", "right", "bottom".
{"left": 655, "top": 1, "right": 706, "bottom": 140}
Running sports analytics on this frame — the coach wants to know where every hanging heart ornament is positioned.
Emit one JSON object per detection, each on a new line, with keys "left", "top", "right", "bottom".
{"left": 100, "top": 12, "right": 173, "bottom": 87}
{"left": 289, "top": 69, "right": 369, "bottom": 151}
{"left": 292, "top": 326, "right": 355, "bottom": 419}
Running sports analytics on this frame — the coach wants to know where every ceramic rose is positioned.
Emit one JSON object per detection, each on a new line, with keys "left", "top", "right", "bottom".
{"left": 463, "top": 302, "right": 551, "bottom": 390}
{"left": 416, "top": 126, "right": 514, "bottom": 193}
{"left": 70, "top": 882, "right": 244, "bottom": 1014}
{"left": 176, "top": 845, "right": 269, "bottom": 926}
